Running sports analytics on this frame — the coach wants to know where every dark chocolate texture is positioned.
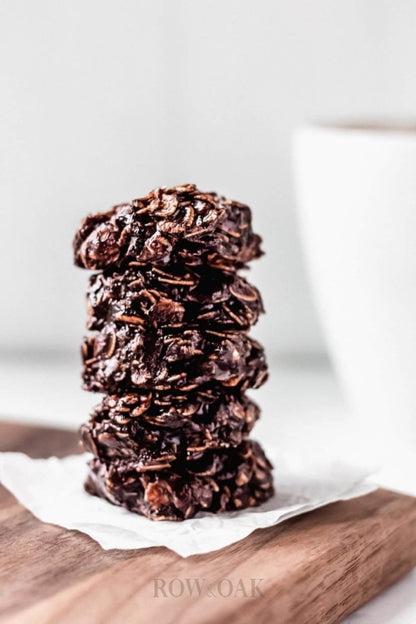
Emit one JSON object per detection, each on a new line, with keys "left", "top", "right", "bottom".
{"left": 75, "top": 183, "right": 273, "bottom": 520}
{"left": 74, "top": 184, "right": 262, "bottom": 271}
{"left": 85, "top": 440, "right": 274, "bottom": 520}
{"left": 86, "top": 265, "right": 263, "bottom": 332}
{"left": 82, "top": 324, "right": 268, "bottom": 394}
{"left": 80, "top": 391, "right": 259, "bottom": 466}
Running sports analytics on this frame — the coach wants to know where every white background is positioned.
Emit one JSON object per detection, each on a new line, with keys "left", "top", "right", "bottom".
{"left": 2, "top": 0, "right": 416, "bottom": 358}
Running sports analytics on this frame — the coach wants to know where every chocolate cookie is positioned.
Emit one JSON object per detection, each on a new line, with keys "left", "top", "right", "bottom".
{"left": 82, "top": 324, "right": 268, "bottom": 394}
{"left": 86, "top": 265, "right": 263, "bottom": 332}
{"left": 80, "top": 391, "right": 259, "bottom": 466}
{"left": 85, "top": 440, "right": 274, "bottom": 520}
{"left": 74, "top": 184, "right": 262, "bottom": 272}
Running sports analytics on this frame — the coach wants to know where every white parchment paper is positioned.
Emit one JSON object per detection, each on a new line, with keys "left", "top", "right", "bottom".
{"left": 0, "top": 450, "right": 376, "bottom": 557}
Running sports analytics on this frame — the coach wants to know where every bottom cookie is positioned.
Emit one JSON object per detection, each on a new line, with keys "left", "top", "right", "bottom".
{"left": 85, "top": 440, "right": 274, "bottom": 521}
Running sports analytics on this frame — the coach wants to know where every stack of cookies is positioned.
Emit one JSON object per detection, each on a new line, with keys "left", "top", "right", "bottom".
{"left": 74, "top": 184, "right": 274, "bottom": 520}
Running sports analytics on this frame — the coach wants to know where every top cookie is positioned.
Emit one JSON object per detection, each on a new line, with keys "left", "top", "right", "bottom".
{"left": 73, "top": 184, "right": 262, "bottom": 271}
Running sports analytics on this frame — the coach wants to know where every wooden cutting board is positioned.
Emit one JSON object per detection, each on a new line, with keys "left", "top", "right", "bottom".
{"left": 0, "top": 422, "right": 415, "bottom": 624}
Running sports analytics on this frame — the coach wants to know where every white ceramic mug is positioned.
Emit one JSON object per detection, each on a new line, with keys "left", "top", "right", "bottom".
{"left": 294, "top": 123, "right": 416, "bottom": 455}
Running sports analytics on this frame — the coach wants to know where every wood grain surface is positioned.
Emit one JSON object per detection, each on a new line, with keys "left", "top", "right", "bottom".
{"left": 0, "top": 421, "right": 415, "bottom": 624}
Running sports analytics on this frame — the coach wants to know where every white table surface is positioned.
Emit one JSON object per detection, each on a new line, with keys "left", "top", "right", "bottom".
{"left": 0, "top": 353, "right": 414, "bottom": 622}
